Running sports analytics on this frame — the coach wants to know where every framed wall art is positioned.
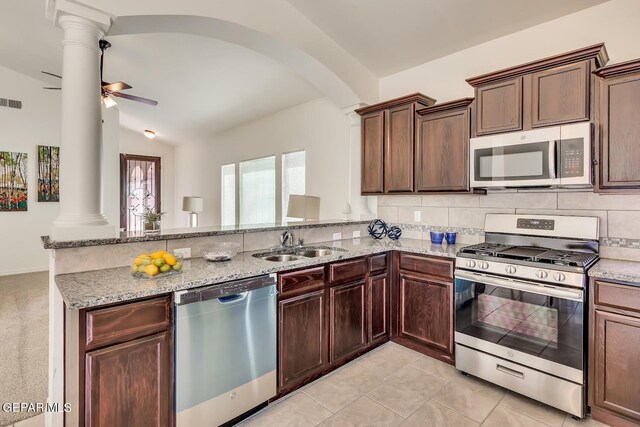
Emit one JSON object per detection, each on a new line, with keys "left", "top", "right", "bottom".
{"left": 0, "top": 151, "right": 27, "bottom": 211}
{"left": 37, "top": 145, "right": 59, "bottom": 202}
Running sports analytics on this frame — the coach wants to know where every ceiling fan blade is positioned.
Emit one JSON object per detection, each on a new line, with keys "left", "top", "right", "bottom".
{"left": 102, "top": 81, "right": 132, "bottom": 92}
{"left": 111, "top": 91, "right": 158, "bottom": 106}
{"left": 43, "top": 87, "right": 62, "bottom": 90}
{"left": 41, "top": 71, "right": 62, "bottom": 79}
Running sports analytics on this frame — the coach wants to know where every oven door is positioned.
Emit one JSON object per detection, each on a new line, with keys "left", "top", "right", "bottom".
{"left": 454, "top": 270, "right": 585, "bottom": 383}
{"left": 470, "top": 127, "right": 561, "bottom": 188}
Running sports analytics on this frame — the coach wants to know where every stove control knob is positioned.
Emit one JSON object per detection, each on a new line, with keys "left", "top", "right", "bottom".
{"left": 465, "top": 260, "right": 476, "bottom": 268}
{"left": 554, "top": 272, "right": 566, "bottom": 282}
{"left": 536, "top": 270, "right": 549, "bottom": 279}
{"left": 505, "top": 265, "right": 517, "bottom": 274}
{"left": 478, "top": 261, "right": 489, "bottom": 270}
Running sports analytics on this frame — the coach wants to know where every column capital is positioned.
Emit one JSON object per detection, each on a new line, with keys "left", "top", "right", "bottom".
{"left": 46, "top": 0, "right": 112, "bottom": 34}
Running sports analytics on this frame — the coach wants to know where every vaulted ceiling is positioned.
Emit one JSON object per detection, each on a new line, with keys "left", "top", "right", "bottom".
{"left": 0, "top": 0, "right": 610, "bottom": 145}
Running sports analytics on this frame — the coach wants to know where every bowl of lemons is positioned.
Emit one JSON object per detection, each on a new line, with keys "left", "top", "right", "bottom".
{"left": 131, "top": 250, "right": 183, "bottom": 278}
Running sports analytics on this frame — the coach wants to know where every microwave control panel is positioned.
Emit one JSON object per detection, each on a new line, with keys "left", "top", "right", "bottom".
{"left": 560, "top": 138, "right": 584, "bottom": 178}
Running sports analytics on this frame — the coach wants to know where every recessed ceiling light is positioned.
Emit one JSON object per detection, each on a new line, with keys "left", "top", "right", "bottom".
{"left": 144, "top": 130, "right": 156, "bottom": 139}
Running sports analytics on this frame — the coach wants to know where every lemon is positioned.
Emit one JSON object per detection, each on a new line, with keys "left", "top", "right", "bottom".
{"left": 172, "top": 261, "right": 183, "bottom": 271}
{"left": 144, "top": 264, "right": 159, "bottom": 276}
{"left": 160, "top": 264, "right": 171, "bottom": 273}
{"left": 131, "top": 265, "right": 139, "bottom": 273}
{"left": 151, "top": 251, "right": 165, "bottom": 259}
{"left": 163, "top": 254, "right": 177, "bottom": 266}
{"left": 153, "top": 258, "right": 165, "bottom": 267}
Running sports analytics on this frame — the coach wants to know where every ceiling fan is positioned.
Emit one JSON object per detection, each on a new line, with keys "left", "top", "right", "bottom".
{"left": 41, "top": 39, "right": 158, "bottom": 108}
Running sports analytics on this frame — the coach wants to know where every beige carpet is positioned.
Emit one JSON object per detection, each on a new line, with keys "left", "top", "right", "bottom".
{"left": 0, "top": 271, "right": 49, "bottom": 427}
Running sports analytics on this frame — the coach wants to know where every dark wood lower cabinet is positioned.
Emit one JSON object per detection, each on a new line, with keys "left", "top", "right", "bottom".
{"left": 85, "top": 332, "right": 171, "bottom": 427}
{"left": 397, "top": 273, "right": 453, "bottom": 363}
{"left": 329, "top": 280, "right": 367, "bottom": 363}
{"left": 368, "top": 273, "right": 389, "bottom": 345}
{"left": 589, "top": 279, "right": 640, "bottom": 427}
{"left": 278, "top": 290, "right": 327, "bottom": 391}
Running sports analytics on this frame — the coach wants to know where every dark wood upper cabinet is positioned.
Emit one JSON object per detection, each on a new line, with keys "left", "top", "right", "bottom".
{"left": 531, "top": 61, "right": 589, "bottom": 127}
{"left": 356, "top": 93, "right": 436, "bottom": 195}
{"left": 329, "top": 280, "right": 367, "bottom": 363}
{"left": 415, "top": 98, "right": 474, "bottom": 192}
{"left": 278, "top": 290, "right": 327, "bottom": 391}
{"left": 475, "top": 77, "right": 522, "bottom": 135}
{"left": 594, "top": 59, "right": 640, "bottom": 193}
{"left": 589, "top": 279, "right": 640, "bottom": 427}
{"left": 360, "top": 110, "right": 385, "bottom": 193}
{"left": 85, "top": 332, "right": 172, "bottom": 427}
{"left": 467, "top": 43, "right": 608, "bottom": 136}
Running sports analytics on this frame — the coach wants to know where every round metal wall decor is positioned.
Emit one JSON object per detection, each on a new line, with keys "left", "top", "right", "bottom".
{"left": 367, "top": 219, "right": 388, "bottom": 239}
{"left": 387, "top": 226, "right": 402, "bottom": 240}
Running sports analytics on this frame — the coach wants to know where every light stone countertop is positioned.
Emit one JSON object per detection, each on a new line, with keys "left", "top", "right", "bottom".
{"left": 55, "top": 237, "right": 465, "bottom": 310}
{"left": 588, "top": 258, "right": 640, "bottom": 284}
{"left": 42, "top": 219, "right": 369, "bottom": 249}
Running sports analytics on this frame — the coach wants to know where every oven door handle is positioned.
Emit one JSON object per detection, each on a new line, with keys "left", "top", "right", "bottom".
{"left": 455, "top": 270, "right": 583, "bottom": 302}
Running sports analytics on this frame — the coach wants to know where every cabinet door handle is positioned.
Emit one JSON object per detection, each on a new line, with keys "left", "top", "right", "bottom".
{"left": 496, "top": 364, "right": 525, "bottom": 379}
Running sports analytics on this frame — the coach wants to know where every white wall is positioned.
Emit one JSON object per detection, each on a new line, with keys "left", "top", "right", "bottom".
{"left": 174, "top": 97, "right": 350, "bottom": 227}
{"left": 381, "top": 0, "right": 640, "bottom": 101}
{"left": 0, "top": 65, "right": 60, "bottom": 275}
{"left": 119, "top": 128, "right": 176, "bottom": 229}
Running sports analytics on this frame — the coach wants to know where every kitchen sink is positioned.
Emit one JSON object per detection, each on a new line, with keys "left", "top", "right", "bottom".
{"left": 253, "top": 246, "right": 347, "bottom": 262}
{"left": 260, "top": 254, "right": 307, "bottom": 262}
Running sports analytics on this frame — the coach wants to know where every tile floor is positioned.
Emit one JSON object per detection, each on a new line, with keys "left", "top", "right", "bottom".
{"left": 239, "top": 342, "right": 610, "bottom": 427}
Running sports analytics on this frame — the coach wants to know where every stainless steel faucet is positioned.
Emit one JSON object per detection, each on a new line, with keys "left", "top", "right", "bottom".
{"left": 280, "top": 230, "right": 293, "bottom": 247}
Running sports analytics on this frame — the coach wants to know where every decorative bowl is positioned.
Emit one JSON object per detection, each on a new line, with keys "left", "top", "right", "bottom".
{"left": 131, "top": 251, "right": 183, "bottom": 278}
{"left": 204, "top": 242, "right": 241, "bottom": 262}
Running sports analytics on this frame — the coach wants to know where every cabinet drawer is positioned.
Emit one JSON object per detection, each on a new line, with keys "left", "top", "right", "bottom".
{"left": 398, "top": 253, "right": 454, "bottom": 280}
{"left": 85, "top": 296, "right": 171, "bottom": 350}
{"left": 369, "top": 254, "right": 388, "bottom": 272}
{"left": 278, "top": 266, "right": 326, "bottom": 298}
{"left": 594, "top": 280, "right": 640, "bottom": 315}
{"left": 329, "top": 258, "right": 367, "bottom": 284}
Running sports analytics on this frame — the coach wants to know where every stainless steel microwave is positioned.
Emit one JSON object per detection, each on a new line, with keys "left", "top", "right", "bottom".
{"left": 470, "top": 122, "right": 592, "bottom": 189}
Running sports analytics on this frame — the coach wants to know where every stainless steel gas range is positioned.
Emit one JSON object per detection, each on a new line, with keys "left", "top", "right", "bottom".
{"left": 454, "top": 214, "right": 599, "bottom": 418}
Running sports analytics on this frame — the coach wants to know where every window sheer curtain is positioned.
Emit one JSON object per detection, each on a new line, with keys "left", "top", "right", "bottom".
{"left": 239, "top": 156, "right": 276, "bottom": 225}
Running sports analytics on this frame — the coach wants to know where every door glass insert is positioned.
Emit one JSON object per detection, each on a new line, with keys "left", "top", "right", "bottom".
{"left": 120, "top": 154, "right": 161, "bottom": 232}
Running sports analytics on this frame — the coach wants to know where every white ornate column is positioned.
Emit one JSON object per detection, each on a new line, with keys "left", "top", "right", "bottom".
{"left": 343, "top": 104, "right": 376, "bottom": 220}
{"left": 50, "top": 4, "right": 115, "bottom": 241}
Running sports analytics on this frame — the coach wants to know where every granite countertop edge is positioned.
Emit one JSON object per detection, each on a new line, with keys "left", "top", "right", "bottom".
{"left": 587, "top": 258, "right": 640, "bottom": 284}
{"left": 56, "top": 238, "right": 464, "bottom": 310}
{"left": 42, "top": 220, "right": 370, "bottom": 249}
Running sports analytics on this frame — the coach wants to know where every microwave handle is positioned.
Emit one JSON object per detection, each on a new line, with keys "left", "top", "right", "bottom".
{"left": 549, "top": 139, "right": 557, "bottom": 179}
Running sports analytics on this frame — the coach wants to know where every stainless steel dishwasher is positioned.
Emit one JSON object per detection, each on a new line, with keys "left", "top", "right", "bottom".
{"left": 174, "top": 274, "right": 277, "bottom": 426}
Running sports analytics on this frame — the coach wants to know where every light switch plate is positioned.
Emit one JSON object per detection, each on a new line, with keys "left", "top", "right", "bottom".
{"left": 173, "top": 247, "right": 191, "bottom": 259}
{"left": 414, "top": 210, "right": 422, "bottom": 222}
{"left": 333, "top": 232, "right": 342, "bottom": 241}
{"left": 352, "top": 230, "right": 361, "bottom": 238}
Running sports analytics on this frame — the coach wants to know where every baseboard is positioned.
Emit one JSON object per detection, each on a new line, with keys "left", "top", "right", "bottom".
{"left": 0, "top": 266, "right": 48, "bottom": 277}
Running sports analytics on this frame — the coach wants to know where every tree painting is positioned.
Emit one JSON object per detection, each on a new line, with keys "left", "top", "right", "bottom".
{"left": 37, "top": 145, "right": 59, "bottom": 202}
{"left": 0, "top": 152, "right": 28, "bottom": 211}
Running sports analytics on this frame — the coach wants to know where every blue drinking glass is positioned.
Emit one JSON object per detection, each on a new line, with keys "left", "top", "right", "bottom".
{"left": 430, "top": 231, "right": 444, "bottom": 244}
{"left": 445, "top": 232, "right": 457, "bottom": 245}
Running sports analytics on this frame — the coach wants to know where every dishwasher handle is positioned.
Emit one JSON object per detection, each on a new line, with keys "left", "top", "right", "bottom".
{"left": 175, "top": 273, "right": 276, "bottom": 306}
{"left": 217, "top": 292, "right": 248, "bottom": 304}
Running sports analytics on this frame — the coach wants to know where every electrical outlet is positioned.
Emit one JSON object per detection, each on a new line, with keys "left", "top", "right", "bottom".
{"left": 332, "top": 232, "right": 342, "bottom": 241}
{"left": 352, "top": 230, "right": 361, "bottom": 238}
{"left": 414, "top": 210, "right": 422, "bottom": 222}
{"left": 173, "top": 247, "right": 191, "bottom": 259}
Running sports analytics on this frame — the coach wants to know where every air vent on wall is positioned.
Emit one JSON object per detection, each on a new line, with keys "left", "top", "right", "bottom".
{"left": 0, "top": 98, "right": 22, "bottom": 109}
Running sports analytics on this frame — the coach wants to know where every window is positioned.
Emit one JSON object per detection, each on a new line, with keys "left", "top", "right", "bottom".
{"left": 221, "top": 163, "right": 236, "bottom": 226}
{"left": 282, "top": 150, "right": 306, "bottom": 221}
{"left": 239, "top": 156, "right": 275, "bottom": 225}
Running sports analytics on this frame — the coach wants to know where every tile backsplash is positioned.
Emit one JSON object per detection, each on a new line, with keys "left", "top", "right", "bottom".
{"left": 377, "top": 191, "right": 640, "bottom": 261}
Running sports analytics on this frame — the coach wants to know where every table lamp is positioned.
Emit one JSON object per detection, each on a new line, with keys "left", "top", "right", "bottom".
{"left": 287, "top": 195, "right": 320, "bottom": 220}
{"left": 182, "top": 196, "right": 203, "bottom": 227}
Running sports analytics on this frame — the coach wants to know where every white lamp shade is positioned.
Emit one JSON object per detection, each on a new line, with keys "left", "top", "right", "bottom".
{"left": 287, "top": 195, "right": 320, "bottom": 220}
{"left": 182, "top": 196, "right": 204, "bottom": 213}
